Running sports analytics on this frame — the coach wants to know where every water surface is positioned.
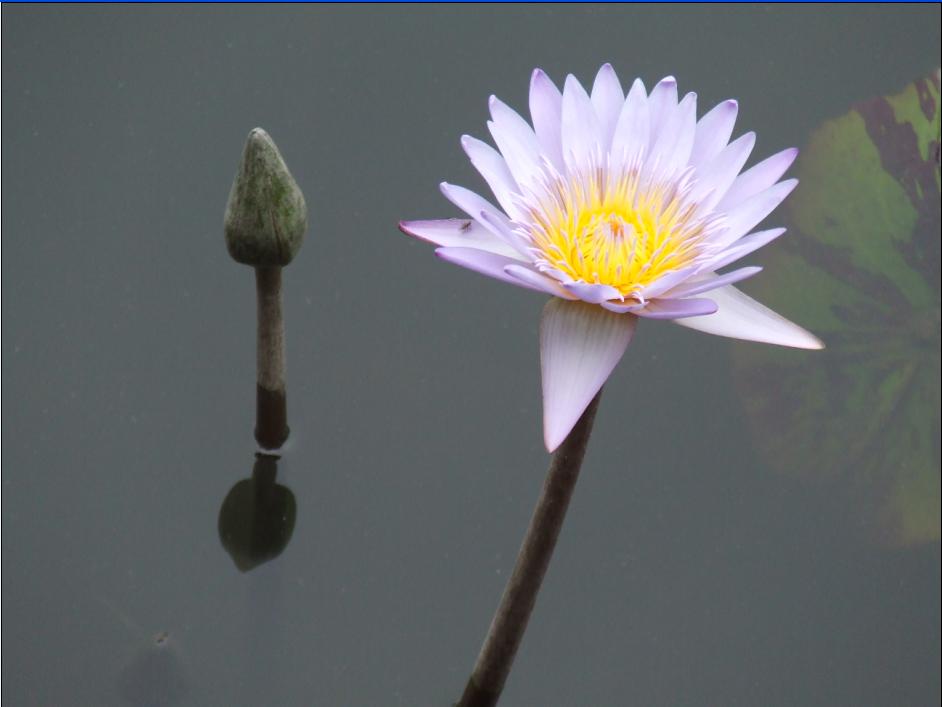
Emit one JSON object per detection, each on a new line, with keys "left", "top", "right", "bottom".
{"left": 3, "top": 5, "right": 939, "bottom": 706}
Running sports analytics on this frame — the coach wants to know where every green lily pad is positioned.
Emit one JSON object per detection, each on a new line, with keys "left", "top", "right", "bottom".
{"left": 732, "top": 69, "right": 940, "bottom": 547}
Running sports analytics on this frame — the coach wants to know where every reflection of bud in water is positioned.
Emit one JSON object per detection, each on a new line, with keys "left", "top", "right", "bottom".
{"left": 218, "top": 453, "right": 297, "bottom": 571}
{"left": 732, "top": 69, "right": 940, "bottom": 546}
{"left": 118, "top": 630, "right": 188, "bottom": 707}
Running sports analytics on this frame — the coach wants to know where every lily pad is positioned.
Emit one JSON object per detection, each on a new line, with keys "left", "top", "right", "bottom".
{"left": 732, "top": 69, "right": 941, "bottom": 547}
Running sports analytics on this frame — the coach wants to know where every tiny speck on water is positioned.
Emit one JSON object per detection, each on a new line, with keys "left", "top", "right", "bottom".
{"left": 153, "top": 631, "right": 169, "bottom": 647}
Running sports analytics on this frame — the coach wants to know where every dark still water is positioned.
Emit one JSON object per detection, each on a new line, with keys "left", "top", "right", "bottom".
{"left": 3, "top": 5, "right": 939, "bottom": 706}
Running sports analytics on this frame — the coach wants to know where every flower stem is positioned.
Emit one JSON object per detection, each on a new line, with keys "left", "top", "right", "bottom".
{"left": 457, "top": 389, "right": 603, "bottom": 707}
{"left": 255, "top": 265, "right": 288, "bottom": 450}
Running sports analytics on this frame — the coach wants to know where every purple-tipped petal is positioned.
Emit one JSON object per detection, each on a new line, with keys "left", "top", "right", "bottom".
{"left": 691, "top": 131, "right": 756, "bottom": 209}
{"left": 504, "top": 264, "right": 576, "bottom": 299}
{"left": 646, "top": 76, "right": 678, "bottom": 149}
{"left": 439, "top": 182, "right": 519, "bottom": 249}
{"left": 704, "top": 228, "right": 786, "bottom": 271}
{"left": 488, "top": 95, "right": 543, "bottom": 189}
{"left": 440, "top": 182, "right": 503, "bottom": 220}
{"left": 716, "top": 179, "right": 798, "bottom": 248}
{"left": 477, "top": 209, "right": 533, "bottom": 258}
{"left": 399, "top": 219, "right": 520, "bottom": 259}
{"left": 635, "top": 297, "right": 718, "bottom": 319}
{"left": 652, "top": 91, "right": 697, "bottom": 176}
{"left": 563, "top": 281, "right": 624, "bottom": 304}
{"left": 662, "top": 266, "right": 762, "bottom": 299}
{"left": 637, "top": 266, "right": 699, "bottom": 299}
{"left": 689, "top": 99, "right": 738, "bottom": 167}
{"left": 673, "top": 285, "right": 824, "bottom": 349}
{"left": 461, "top": 135, "right": 521, "bottom": 218}
{"left": 529, "top": 68, "right": 564, "bottom": 170}
{"left": 435, "top": 247, "right": 540, "bottom": 291}
{"left": 540, "top": 299, "right": 637, "bottom": 451}
{"left": 590, "top": 63, "right": 624, "bottom": 151}
{"left": 611, "top": 78, "right": 649, "bottom": 163}
{"left": 600, "top": 299, "right": 644, "bottom": 314}
{"left": 716, "top": 147, "right": 798, "bottom": 211}
{"left": 561, "top": 74, "right": 602, "bottom": 173}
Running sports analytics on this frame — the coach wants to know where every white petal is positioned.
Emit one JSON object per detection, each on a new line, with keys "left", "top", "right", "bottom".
{"left": 714, "top": 179, "right": 797, "bottom": 248}
{"left": 716, "top": 147, "right": 798, "bottom": 211}
{"left": 689, "top": 99, "right": 738, "bottom": 168}
{"left": 672, "top": 285, "right": 824, "bottom": 349}
{"left": 645, "top": 76, "right": 678, "bottom": 150}
{"left": 600, "top": 300, "right": 644, "bottom": 314}
{"left": 590, "top": 63, "right": 624, "bottom": 151}
{"left": 540, "top": 300, "right": 637, "bottom": 451}
{"left": 529, "top": 69, "right": 564, "bottom": 171}
{"left": 439, "top": 182, "right": 531, "bottom": 258}
{"left": 562, "top": 281, "right": 624, "bottom": 304}
{"left": 461, "top": 135, "right": 520, "bottom": 218}
{"left": 399, "top": 219, "right": 519, "bottom": 259}
{"left": 488, "top": 96, "right": 543, "bottom": 190}
{"left": 611, "top": 78, "right": 649, "bottom": 163}
{"left": 440, "top": 182, "right": 508, "bottom": 233}
{"left": 504, "top": 264, "right": 576, "bottom": 299}
{"left": 651, "top": 91, "right": 697, "bottom": 176}
{"left": 661, "top": 266, "right": 762, "bottom": 299}
{"left": 435, "top": 247, "right": 536, "bottom": 291}
{"left": 703, "top": 228, "right": 786, "bottom": 272}
{"left": 477, "top": 209, "right": 533, "bottom": 258}
{"left": 691, "top": 132, "right": 755, "bottom": 210}
{"left": 561, "top": 74, "right": 602, "bottom": 174}
{"left": 638, "top": 265, "right": 700, "bottom": 299}
{"left": 635, "top": 297, "right": 718, "bottom": 319}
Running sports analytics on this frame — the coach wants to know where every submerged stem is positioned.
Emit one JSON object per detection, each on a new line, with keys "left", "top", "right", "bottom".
{"left": 457, "top": 389, "right": 603, "bottom": 707}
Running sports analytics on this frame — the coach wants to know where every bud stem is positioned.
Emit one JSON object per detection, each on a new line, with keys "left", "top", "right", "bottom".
{"left": 255, "top": 266, "right": 288, "bottom": 449}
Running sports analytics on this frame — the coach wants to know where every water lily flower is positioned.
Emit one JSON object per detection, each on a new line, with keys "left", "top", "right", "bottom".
{"left": 401, "top": 65, "right": 823, "bottom": 452}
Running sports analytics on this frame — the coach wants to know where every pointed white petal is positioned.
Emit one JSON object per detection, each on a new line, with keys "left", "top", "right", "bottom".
{"left": 504, "top": 264, "right": 576, "bottom": 299}
{"left": 540, "top": 300, "right": 637, "bottom": 451}
{"left": 439, "top": 183, "right": 532, "bottom": 259}
{"left": 661, "top": 266, "right": 762, "bottom": 299}
{"left": 703, "top": 228, "right": 786, "bottom": 272}
{"left": 461, "top": 135, "right": 521, "bottom": 218}
{"left": 590, "top": 63, "right": 624, "bottom": 151}
{"left": 635, "top": 297, "right": 718, "bottom": 319}
{"left": 652, "top": 91, "right": 697, "bottom": 176}
{"left": 488, "top": 95, "right": 543, "bottom": 189}
{"left": 638, "top": 266, "right": 699, "bottom": 299}
{"left": 476, "top": 209, "right": 533, "bottom": 258}
{"left": 529, "top": 68, "right": 564, "bottom": 170}
{"left": 646, "top": 76, "right": 678, "bottom": 150}
{"left": 611, "top": 78, "right": 649, "bottom": 163}
{"left": 562, "top": 281, "right": 624, "bottom": 304}
{"left": 399, "top": 219, "right": 520, "bottom": 259}
{"left": 690, "top": 131, "right": 755, "bottom": 209}
{"left": 439, "top": 182, "right": 511, "bottom": 238}
{"left": 714, "top": 179, "right": 797, "bottom": 248}
{"left": 435, "top": 247, "right": 538, "bottom": 291}
{"left": 600, "top": 300, "right": 644, "bottom": 314}
{"left": 716, "top": 147, "right": 798, "bottom": 211}
{"left": 673, "top": 285, "right": 824, "bottom": 349}
{"left": 561, "top": 74, "right": 602, "bottom": 174}
{"left": 689, "top": 99, "right": 738, "bottom": 168}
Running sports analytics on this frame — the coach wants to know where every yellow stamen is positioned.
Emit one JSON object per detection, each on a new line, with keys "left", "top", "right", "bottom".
{"left": 524, "top": 167, "right": 709, "bottom": 299}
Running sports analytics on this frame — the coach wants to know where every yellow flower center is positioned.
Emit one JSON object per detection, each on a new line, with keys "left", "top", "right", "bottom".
{"left": 523, "top": 167, "right": 711, "bottom": 299}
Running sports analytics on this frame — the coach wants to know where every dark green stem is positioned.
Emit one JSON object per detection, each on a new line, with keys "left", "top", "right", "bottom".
{"left": 458, "top": 389, "right": 603, "bottom": 707}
